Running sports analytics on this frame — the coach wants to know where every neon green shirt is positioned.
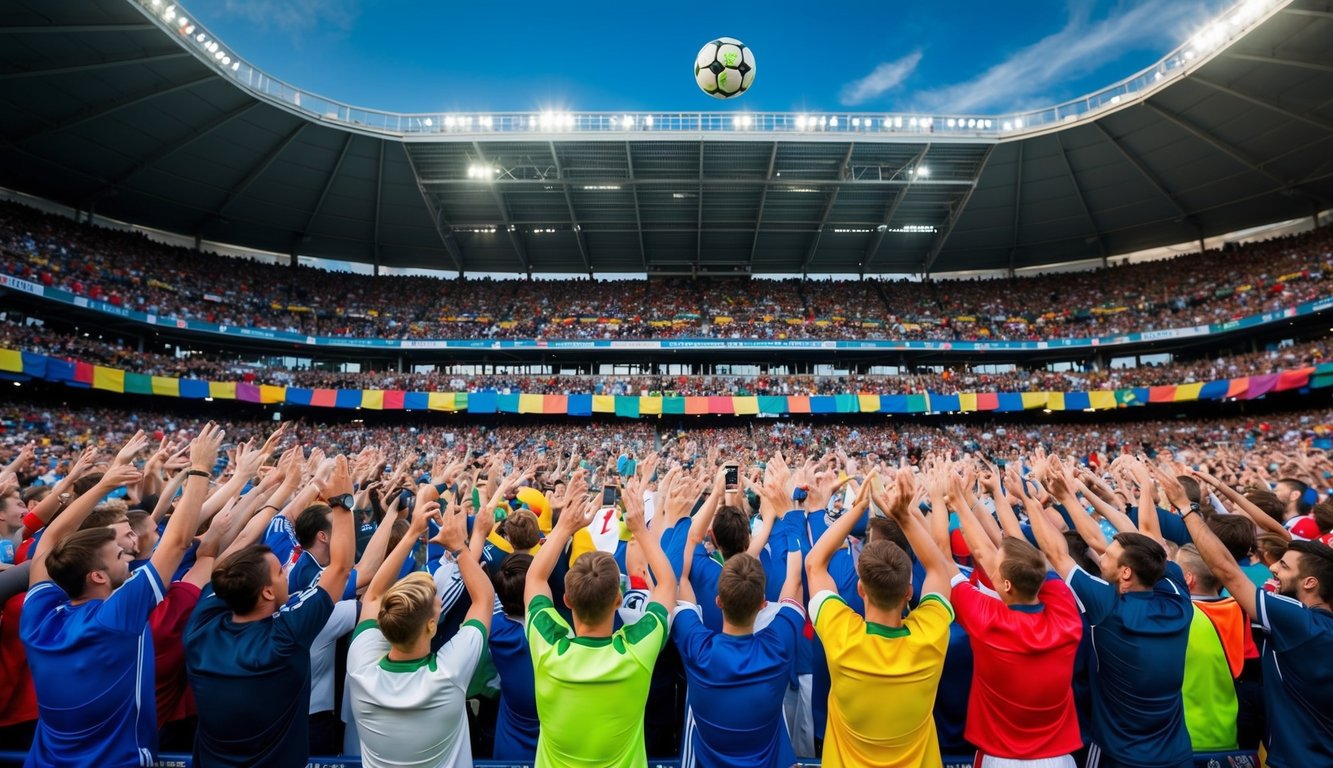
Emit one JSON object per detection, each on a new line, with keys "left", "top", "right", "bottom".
{"left": 1182, "top": 602, "right": 1239, "bottom": 751}
{"left": 525, "top": 594, "right": 668, "bottom": 768}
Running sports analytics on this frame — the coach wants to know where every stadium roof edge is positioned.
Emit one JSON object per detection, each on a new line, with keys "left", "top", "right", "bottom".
{"left": 1, "top": 0, "right": 1331, "bottom": 276}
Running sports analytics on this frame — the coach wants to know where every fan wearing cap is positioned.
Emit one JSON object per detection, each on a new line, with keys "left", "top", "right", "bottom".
{"left": 1159, "top": 473, "right": 1333, "bottom": 768}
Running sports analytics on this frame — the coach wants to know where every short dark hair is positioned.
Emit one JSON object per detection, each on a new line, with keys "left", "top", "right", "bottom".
{"left": 493, "top": 553, "right": 533, "bottom": 617}
{"left": 1255, "top": 532, "right": 1289, "bottom": 565}
{"left": 866, "top": 517, "right": 911, "bottom": 557}
{"left": 998, "top": 537, "right": 1046, "bottom": 600}
{"left": 1206, "top": 514, "right": 1256, "bottom": 562}
{"left": 564, "top": 550, "right": 621, "bottom": 624}
{"left": 1277, "top": 478, "right": 1312, "bottom": 516}
{"left": 212, "top": 545, "right": 275, "bottom": 614}
{"left": 1312, "top": 500, "right": 1333, "bottom": 535}
{"left": 1063, "top": 530, "right": 1100, "bottom": 573}
{"left": 46, "top": 527, "right": 116, "bottom": 599}
{"left": 80, "top": 506, "right": 128, "bottom": 531}
{"left": 717, "top": 554, "right": 766, "bottom": 624}
{"left": 126, "top": 510, "right": 154, "bottom": 535}
{"left": 1289, "top": 540, "right": 1333, "bottom": 603}
{"left": 857, "top": 540, "right": 912, "bottom": 609}
{"left": 711, "top": 506, "right": 750, "bottom": 560}
{"left": 294, "top": 504, "right": 333, "bottom": 549}
{"left": 73, "top": 473, "right": 103, "bottom": 496}
{"left": 1244, "top": 486, "right": 1286, "bottom": 524}
{"left": 1114, "top": 531, "right": 1167, "bottom": 588}
{"left": 1176, "top": 476, "right": 1202, "bottom": 506}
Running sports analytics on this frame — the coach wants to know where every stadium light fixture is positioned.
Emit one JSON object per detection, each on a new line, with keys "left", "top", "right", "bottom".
{"left": 852, "top": 118, "right": 861, "bottom": 128}
{"left": 623, "top": 114, "right": 634, "bottom": 127}
{"left": 231, "top": 61, "right": 240, "bottom": 71}
{"left": 795, "top": 115, "right": 807, "bottom": 129}
{"left": 916, "top": 166, "right": 930, "bottom": 177}
{"left": 946, "top": 118, "right": 956, "bottom": 128}
{"left": 828, "top": 117, "right": 838, "bottom": 128}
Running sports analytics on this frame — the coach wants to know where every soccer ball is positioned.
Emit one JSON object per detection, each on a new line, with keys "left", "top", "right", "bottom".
{"left": 694, "top": 38, "right": 755, "bottom": 99}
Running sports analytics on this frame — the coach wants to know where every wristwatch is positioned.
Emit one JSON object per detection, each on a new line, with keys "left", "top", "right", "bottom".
{"left": 327, "top": 493, "right": 355, "bottom": 510}
{"left": 1180, "top": 501, "right": 1201, "bottom": 519}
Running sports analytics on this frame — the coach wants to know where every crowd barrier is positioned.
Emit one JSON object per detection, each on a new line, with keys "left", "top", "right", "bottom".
{"left": 3, "top": 272, "right": 1332, "bottom": 354}
{"left": 2, "top": 346, "right": 1332, "bottom": 420}
{"left": 0, "top": 750, "right": 1263, "bottom": 767}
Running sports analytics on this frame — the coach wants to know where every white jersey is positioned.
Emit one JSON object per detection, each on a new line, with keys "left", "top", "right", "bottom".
{"left": 309, "top": 600, "right": 357, "bottom": 714}
{"left": 346, "top": 619, "right": 486, "bottom": 768}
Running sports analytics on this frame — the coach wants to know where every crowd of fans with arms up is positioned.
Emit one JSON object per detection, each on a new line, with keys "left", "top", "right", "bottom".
{"left": 0, "top": 404, "right": 1328, "bottom": 766}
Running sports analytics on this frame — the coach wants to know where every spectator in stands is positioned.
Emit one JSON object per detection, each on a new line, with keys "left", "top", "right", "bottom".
{"left": 346, "top": 488, "right": 493, "bottom": 768}
{"left": 1166, "top": 472, "right": 1333, "bottom": 768}
{"left": 22, "top": 426, "right": 216, "bottom": 766}
{"left": 185, "top": 455, "right": 354, "bottom": 767}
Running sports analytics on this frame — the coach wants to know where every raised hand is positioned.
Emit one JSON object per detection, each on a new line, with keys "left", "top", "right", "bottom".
{"left": 189, "top": 423, "right": 225, "bottom": 473}
{"left": 112, "top": 430, "right": 150, "bottom": 468}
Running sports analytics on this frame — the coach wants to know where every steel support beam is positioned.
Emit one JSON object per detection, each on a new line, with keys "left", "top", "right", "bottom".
{"left": 302, "top": 133, "right": 354, "bottom": 236}
{"left": 1143, "top": 101, "right": 1287, "bottom": 188}
{"left": 1190, "top": 76, "right": 1333, "bottom": 134}
{"left": 625, "top": 142, "right": 648, "bottom": 271}
{"left": 1009, "top": 142, "right": 1024, "bottom": 272}
{"left": 102, "top": 101, "right": 262, "bottom": 194}
{"left": 550, "top": 141, "right": 593, "bottom": 274}
{"left": 1092, "top": 122, "right": 1190, "bottom": 219}
{"left": 1054, "top": 132, "right": 1106, "bottom": 260}
{"left": 12, "top": 74, "right": 214, "bottom": 144}
{"left": 862, "top": 144, "right": 930, "bottom": 273}
{"left": 472, "top": 141, "right": 531, "bottom": 273}
{"left": 747, "top": 142, "right": 779, "bottom": 273}
{"left": 1224, "top": 51, "right": 1333, "bottom": 75}
{"left": 922, "top": 145, "right": 995, "bottom": 275}
{"left": 373, "top": 140, "right": 385, "bottom": 264}
{"left": 400, "top": 144, "right": 464, "bottom": 274}
{"left": 201, "top": 122, "right": 308, "bottom": 227}
{"left": 0, "top": 51, "right": 188, "bottom": 80}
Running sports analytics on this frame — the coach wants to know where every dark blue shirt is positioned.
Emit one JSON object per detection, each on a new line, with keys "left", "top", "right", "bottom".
{"left": 1065, "top": 562, "right": 1193, "bottom": 768}
{"left": 1254, "top": 590, "right": 1333, "bottom": 768}
{"left": 488, "top": 609, "right": 538, "bottom": 760}
{"left": 185, "top": 584, "right": 334, "bottom": 768}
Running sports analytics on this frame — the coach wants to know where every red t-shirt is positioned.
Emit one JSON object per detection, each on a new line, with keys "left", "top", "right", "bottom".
{"left": 950, "top": 576, "right": 1084, "bottom": 759}
{"left": 150, "top": 581, "right": 203, "bottom": 727}
{"left": 0, "top": 591, "right": 36, "bottom": 727}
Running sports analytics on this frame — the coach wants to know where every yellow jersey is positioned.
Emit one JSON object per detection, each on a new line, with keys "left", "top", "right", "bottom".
{"left": 811, "top": 590, "right": 953, "bottom": 768}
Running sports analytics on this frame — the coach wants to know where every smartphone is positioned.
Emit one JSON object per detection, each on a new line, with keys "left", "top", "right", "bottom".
{"left": 724, "top": 464, "right": 739, "bottom": 490}
{"left": 602, "top": 484, "right": 619, "bottom": 507}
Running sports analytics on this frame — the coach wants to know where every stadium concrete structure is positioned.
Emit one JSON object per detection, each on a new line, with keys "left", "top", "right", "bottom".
{"left": 1, "top": 0, "right": 1331, "bottom": 280}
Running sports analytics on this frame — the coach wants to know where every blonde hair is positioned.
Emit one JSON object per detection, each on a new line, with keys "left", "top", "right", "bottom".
{"left": 377, "top": 572, "right": 438, "bottom": 646}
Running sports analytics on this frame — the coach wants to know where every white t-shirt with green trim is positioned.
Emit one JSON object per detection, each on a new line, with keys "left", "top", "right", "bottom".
{"left": 346, "top": 618, "right": 486, "bottom": 768}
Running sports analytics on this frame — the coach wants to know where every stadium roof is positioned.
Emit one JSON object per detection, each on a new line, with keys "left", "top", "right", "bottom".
{"left": 1, "top": 0, "right": 1331, "bottom": 276}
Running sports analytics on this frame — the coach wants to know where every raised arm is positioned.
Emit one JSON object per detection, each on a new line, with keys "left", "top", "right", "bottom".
{"left": 623, "top": 475, "right": 676, "bottom": 609}
{"left": 362, "top": 491, "right": 441, "bottom": 621}
{"left": 806, "top": 470, "right": 872, "bottom": 597}
{"left": 29, "top": 462, "right": 143, "bottom": 587}
{"left": 150, "top": 424, "right": 224, "bottom": 583}
{"left": 949, "top": 473, "right": 1001, "bottom": 583}
{"left": 1048, "top": 459, "right": 1114, "bottom": 555}
{"left": 686, "top": 466, "right": 728, "bottom": 547}
{"left": 314, "top": 455, "right": 355, "bottom": 602}
{"left": 525, "top": 495, "right": 596, "bottom": 608}
{"left": 1020, "top": 476, "right": 1076, "bottom": 577}
{"left": 1172, "top": 492, "right": 1259, "bottom": 619}
{"left": 874, "top": 467, "right": 959, "bottom": 596}
{"left": 1193, "top": 469, "right": 1290, "bottom": 540}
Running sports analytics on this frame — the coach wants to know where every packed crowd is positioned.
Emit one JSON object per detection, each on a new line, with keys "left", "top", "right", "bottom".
{"left": 0, "top": 404, "right": 1330, "bottom": 768}
{"left": 2, "top": 201, "right": 1330, "bottom": 343}
{"left": 3, "top": 316, "right": 1329, "bottom": 398}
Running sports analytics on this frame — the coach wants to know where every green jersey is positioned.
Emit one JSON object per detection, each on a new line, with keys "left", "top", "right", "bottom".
{"left": 525, "top": 594, "right": 668, "bottom": 767}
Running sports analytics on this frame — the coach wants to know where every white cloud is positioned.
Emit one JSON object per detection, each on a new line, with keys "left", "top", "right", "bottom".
{"left": 220, "top": 0, "right": 361, "bottom": 32}
{"left": 909, "top": 0, "right": 1210, "bottom": 113}
{"left": 840, "top": 51, "right": 924, "bottom": 106}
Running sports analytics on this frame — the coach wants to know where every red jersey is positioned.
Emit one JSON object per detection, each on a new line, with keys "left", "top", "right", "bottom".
{"left": 150, "top": 581, "right": 203, "bottom": 727}
{"left": 951, "top": 575, "right": 1084, "bottom": 759}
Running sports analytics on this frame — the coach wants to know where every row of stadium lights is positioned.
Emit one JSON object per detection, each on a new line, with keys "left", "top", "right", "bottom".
{"left": 148, "top": 0, "right": 241, "bottom": 72}
{"left": 428, "top": 113, "right": 1014, "bottom": 133}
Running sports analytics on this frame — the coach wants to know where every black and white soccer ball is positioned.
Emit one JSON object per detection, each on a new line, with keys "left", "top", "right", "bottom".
{"left": 694, "top": 37, "right": 755, "bottom": 99}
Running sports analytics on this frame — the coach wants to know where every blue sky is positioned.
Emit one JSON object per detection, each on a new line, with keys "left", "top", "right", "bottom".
{"left": 198, "top": 0, "right": 1226, "bottom": 114}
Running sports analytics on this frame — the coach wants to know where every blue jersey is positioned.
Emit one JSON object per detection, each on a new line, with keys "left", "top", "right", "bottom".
{"left": 21, "top": 565, "right": 166, "bottom": 768}
{"left": 185, "top": 584, "right": 335, "bottom": 767}
{"left": 1125, "top": 506, "right": 1192, "bottom": 546}
{"left": 287, "top": 550, "right": 358, "bottom": 601}
{"left": 1065, "top": 563, "right": 1193, "bottom": 768}
{"left": 1254, "top": 590, "right": 1333, "bottom": 768}
{"left": 672, "top": 600, "right": 803, "bottom": 768}
{"left": 488, "top": 609, "right": 538, "bottom": 760}
{"left": 263, "top": 515, "right": 300, "bottom": 570}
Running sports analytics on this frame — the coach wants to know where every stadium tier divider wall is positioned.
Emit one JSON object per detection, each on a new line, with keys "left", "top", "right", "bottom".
{"left": 3, "top": 347, "right": 1332, "bottom": 418}
{"left": 3, "top": 273, "right": 1332, "bottom": 353}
